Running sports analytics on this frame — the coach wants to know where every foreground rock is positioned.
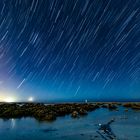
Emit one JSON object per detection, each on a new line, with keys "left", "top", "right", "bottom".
{"left": 123, "top": 103, "right": 140, "bottom": 110}
{"left": 79, "top": 109, "right": 88, "bottom": 115}
{"left": 71, "top": 111, "right": 79, "bottom": 118}
{"left": 0, "top": 103, "right": 100, "bottom": 121}
{"left": 1, "top": 102, "right": 139, "bottom": 121}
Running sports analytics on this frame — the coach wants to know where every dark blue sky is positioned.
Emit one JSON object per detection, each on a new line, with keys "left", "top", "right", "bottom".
{"left": 0, "top": 0, "right": 140, "bottom": 101}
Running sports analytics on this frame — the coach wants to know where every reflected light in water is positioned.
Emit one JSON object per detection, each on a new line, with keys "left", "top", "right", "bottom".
{"left": 11, "top": 119, "right": 16, "bottom": 129}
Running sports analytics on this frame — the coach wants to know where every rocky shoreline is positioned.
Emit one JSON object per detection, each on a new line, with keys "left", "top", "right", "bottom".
{"left": 0, "top": 102, "right": 140, "bottom": 122}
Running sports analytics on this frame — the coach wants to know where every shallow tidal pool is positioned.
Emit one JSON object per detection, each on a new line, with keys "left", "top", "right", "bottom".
{"left": 0, "top": 107, "right": 140, "bottom": 140}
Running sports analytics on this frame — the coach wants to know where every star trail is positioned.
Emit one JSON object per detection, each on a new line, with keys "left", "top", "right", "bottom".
{"left": 0, "top": 0, "right": 140, "bottom": 102}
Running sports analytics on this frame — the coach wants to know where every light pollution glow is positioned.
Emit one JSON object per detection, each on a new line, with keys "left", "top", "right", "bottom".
{"left": 0, "top": 96, "right": 17, "bottom": 103}
{"left": 0, "top": 95, "right": 34, "bottom": 103}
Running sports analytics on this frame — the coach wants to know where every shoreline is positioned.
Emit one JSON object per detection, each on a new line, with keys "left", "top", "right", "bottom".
{"left": 0, "top": 102, "right": 140, "bottom": 122}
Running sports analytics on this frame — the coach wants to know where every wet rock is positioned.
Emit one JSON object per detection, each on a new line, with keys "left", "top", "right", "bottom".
{"left": 101, "top": 103, "right": 118, "bottom": 110}
{"left": 42, "top": 113, "right": 56, "bottom": 121}
{"left": 108, "top": 104, "right": 118, "bottom": 110}
{"left": 0, "top": 102, "right": 124, "bottom": 121}
{"left": 123, "top": 103, "right": 133, "bottom": 108}
{"left": 79, "top": 109, "right": 88, "bottom": 115}
{"left": 123, "top": 103, "right": 140, "bottom": 110}
{"left": 101, "top": 104, "right": 108, "bottom": 108}
{"left": 56, "top": 107, "right": 68, "bottom": 116}
{"left": 71, "top": 111, "right": 79, "bottom": 118}
{"left": 131, "top": 105, "right": 140, "bottom": 110}
{"left": 34, "top": 110, "right": 46, "bottom": 118}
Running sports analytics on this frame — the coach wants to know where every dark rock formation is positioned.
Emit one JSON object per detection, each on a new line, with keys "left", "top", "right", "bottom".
{"left": 108, "top": 103, "right": 118, "bottom": 110}
{"left": 71, "top": 111, "right": 79, "bottom": 118}
{"left": 123, "top": 103, "right": 140, "bottom": 110}
{"left": 78, "top": 109, "right": 87, "bottom": 115}
{"left": 0, "top": 102, "right": 136, "bottom": 122}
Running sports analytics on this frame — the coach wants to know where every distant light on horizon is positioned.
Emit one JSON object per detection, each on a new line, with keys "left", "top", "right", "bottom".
{"left": 0, "top": 95, "right": 35, "bottom": 103}
{"left": 0, "top": 92, "right": 18, "bottom": 103}
{"left": 28, "top": 97, "right": 34, "bottom": 102}
{"left": 4, "top": 97, "right": 16, "bottom": 103}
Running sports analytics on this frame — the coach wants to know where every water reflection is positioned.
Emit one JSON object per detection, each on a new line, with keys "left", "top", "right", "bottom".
{"left": 11, "top": 119, "right": 16, "bottom": 129}
{"left": 0, "top": 108, "right": 140, "bottom": 140}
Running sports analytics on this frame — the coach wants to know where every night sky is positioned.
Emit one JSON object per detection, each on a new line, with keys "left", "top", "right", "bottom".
{"left": 0, "top": 0, "right": 140, "bottom": 102}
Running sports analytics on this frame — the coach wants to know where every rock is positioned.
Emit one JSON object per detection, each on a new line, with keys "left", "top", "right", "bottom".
{"left": 56, "top": 107, "right": 68, "bottom": 116}
{"left": 37, "top": 113, "right": 56, "bottom": 121}
{"left": 71, "top": 111, "right": 79, "bottom": 118}
{"left": 123, "top": 103, "right": 140, "bottom": 110}
{"left": 0, "top": 102, "right": 125, "bottom": 121}
{"left": 79, "top": 109, "right": 88, "bottom": 115}
{"left": 101, "top": 104, "right": 108, "bottom": 108}
{"left": 108, "top": 104, "right": 118, "bottom": 110}
{"left": 34, "top": 110, "right": 46, "bottom": 118}
{"left": 101, "top": 103, "right": 117, "bottom": 110}
{"left": 88, "top": 104, "right": 99, "bottom": 111}
{"left": 123, "top": 103, "right": 133, "bottom": 108}
{"left": 45, "top": 114, "right": 56, "bottom": 121}
{"left": 131, "top": 106, "right": 140, "bottom": 110}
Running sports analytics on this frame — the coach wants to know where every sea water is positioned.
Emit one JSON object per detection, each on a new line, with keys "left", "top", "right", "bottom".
{"left": 0, "top": 107, "right": 140, "bottom": 140}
